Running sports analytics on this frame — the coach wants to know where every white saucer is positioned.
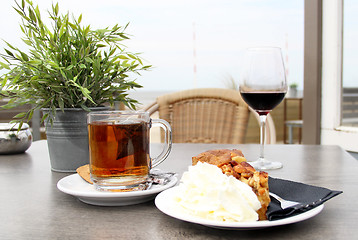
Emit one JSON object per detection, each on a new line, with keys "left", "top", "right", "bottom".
{"left": 57, "top": 174, "right": 178, "bottom": 206}
{"left": 155, "top": 186, "right": 324, "bottom": 230}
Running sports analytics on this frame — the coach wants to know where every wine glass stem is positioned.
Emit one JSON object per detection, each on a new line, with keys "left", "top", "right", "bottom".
{"left": 259, "top": 114, "right": 267, "bottom": 160}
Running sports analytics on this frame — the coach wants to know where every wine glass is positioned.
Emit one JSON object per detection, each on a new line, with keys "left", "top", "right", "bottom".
{"left": 239, "top": 47, "right": 287, "bottom": 170}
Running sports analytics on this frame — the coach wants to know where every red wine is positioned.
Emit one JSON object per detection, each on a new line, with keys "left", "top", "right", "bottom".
{"left": 240, "top": 92, "right": 285, "bottom": 115}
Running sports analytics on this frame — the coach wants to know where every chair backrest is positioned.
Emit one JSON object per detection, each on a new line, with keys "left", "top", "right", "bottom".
{"left": 144, "top": 88, "right": 276, "bottom": 144}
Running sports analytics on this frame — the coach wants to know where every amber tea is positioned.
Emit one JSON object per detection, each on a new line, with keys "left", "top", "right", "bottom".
{"left": 87, "top": 110, "right": 172, "bottom": 191}
{"left": 88, "top": 120, "right": 150, "bottom": 188}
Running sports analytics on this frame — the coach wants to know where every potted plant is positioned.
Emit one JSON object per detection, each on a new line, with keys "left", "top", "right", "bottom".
{"left": 0, "top": 0, "right": 150, "bottom": 171}
{"left": 289, "top": 83, "right": 298, "bottom": 97}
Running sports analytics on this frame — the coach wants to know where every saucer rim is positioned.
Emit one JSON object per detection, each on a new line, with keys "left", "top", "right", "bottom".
{"left": 57, "top": 173, "right": 178, "bottom": 198}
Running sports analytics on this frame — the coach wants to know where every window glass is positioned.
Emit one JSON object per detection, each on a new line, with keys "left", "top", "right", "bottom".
{"left": 342, "top": 0, "right": 358, "bottom": 127}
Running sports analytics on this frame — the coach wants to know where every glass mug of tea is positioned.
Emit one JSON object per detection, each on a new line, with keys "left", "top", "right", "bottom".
{"left": 87, "top": 110, "right": 172, "bottom": 191}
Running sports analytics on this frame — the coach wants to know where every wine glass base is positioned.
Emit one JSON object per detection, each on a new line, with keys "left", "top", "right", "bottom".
{"left": 249, "top": 158, "right": 283, "bottom": 170}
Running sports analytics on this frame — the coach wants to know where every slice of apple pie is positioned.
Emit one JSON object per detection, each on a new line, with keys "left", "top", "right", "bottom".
{"left": 192, "top": 149, "right": 270, "bottom": 220}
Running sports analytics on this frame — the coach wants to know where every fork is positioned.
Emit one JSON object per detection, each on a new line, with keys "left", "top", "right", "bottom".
{"left": 269, "top": 192, "right": 300, "bottom": 209}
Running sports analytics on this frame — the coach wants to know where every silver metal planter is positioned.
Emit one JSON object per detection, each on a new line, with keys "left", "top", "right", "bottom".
{"left": 43, "top": 107, "right": 109, "bottom": 172}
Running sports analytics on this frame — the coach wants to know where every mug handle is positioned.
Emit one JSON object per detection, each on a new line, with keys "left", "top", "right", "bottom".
{"left": 150, "top": 118, "right": 172, "bottom": 168}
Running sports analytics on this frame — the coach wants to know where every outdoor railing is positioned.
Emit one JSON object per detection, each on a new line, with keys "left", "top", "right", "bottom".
{"left": 342, "top": 87, "right": 358, "bottom": 126}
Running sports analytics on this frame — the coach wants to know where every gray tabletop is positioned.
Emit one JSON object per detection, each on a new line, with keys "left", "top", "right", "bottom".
{"left": 0, "top": 140, "right": 356, "bottom": 240}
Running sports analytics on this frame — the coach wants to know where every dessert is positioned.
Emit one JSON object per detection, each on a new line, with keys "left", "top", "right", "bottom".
{"left": 174, "top": 162, "right": 262, "bottom": 222}
{"left": 76, "top": 164, "right": 92, "bottom": 184}
{"left": 192, "top": 149, "right": 270, "bottom": 220}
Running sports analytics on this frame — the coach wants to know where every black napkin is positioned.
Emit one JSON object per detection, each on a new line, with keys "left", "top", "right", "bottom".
{"left": 267, "top": 177, "right": 342, "bottom": 221}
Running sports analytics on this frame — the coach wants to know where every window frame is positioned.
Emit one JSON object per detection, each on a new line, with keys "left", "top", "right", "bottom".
{"left": 318, "top": 0, "right": 358, "bottom": 152}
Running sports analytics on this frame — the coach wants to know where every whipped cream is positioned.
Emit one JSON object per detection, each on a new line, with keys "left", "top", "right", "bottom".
{"left": 174, "top": 162, "right": 261, "bottom": 222}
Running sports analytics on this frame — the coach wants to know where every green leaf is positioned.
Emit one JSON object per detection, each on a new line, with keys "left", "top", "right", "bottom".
{"left": 68, "top": 22, "right": 77, "bottom": 30}
{"left": 59, "top": 24, "right": 65, "bottom": 37}
{"left": 20, "top": 51, "right": 29, "bottom": 61}
{"left": 27, "top": 109, "right": 34, "bottom": 121}
{"left": 118, "top": 55, "right": 129, "bottom": 60}
{"left": 54, "top": 3, "right": 59, "bottom": 16}
{"left": 17, "top": 122, "right": 24, "bottom": 131}
{"left": 41, "top": 113, "right": 49, "bottom": 123}
{"left": 84, "top": 57, "right": 93, "bottom": 63}
{"left": 0, "top": 62, "right": 10, "bottom": 70}
{"left": 28, "top": 59, "right": 42, "bottom": 65}
{"left": 35, "top": 6, "right": 41, "bottom": 20}
{"left": 4, "top": 49, "right": 14, "bottom": 57}
{"left": 84, "top": 25, "right": 90, "bottom": 35}
{"left": 80, "top": 104, "right": 90, "bottom": 111}
{"left": 28, "top": 7, "right": 37, "bottom": 23}
{"left": 137, "top": 57, "right": 143, "bottom": 65}
{"left": 22, "top": 39, "right": 32, "bottom": 46}
{"left": 14, "top": 112, "right": 27, "bottom": 119}
{"left": 66, "top": 65, "right": 74, "bottom": 71}
{"left": 58, "top": 96, "right": 64, "bottom": 110}
{"left": 127, "top": 53, "right": 137, "bottom": 60}
{"left": 142, "top": 65, "right": 151, "bottom": 69}
{"left": 13, "top": 7, "right": 25, "bottom": 18}
{"left": 4, "top": 41, "right": 17, "bottom": 50}
{"left": 30, "top": 75, "right": 39, "bottom": 81}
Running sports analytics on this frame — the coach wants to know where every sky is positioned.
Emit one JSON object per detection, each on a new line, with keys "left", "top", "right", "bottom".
{"left": 0, "top": 0, "right": 305, "bottom": 92}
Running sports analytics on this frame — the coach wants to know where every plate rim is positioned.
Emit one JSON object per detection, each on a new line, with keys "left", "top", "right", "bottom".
{"left": 57, "top": 173, "right": 178, "bottom": 199}
{"left": 154, "top": 186, "right": 324, "bottom": 229}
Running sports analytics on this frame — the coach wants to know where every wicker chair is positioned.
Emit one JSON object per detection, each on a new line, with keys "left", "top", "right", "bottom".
{"left": 144, "top": 88, "right": 276, "bottom": 144}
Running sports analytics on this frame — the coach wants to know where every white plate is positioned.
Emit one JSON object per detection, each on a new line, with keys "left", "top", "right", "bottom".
{"left": 155, "top": 186, "right": 324, "bottom": 230}
{"left": 57, "top": 174, "right": 178, "bottom": 206}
